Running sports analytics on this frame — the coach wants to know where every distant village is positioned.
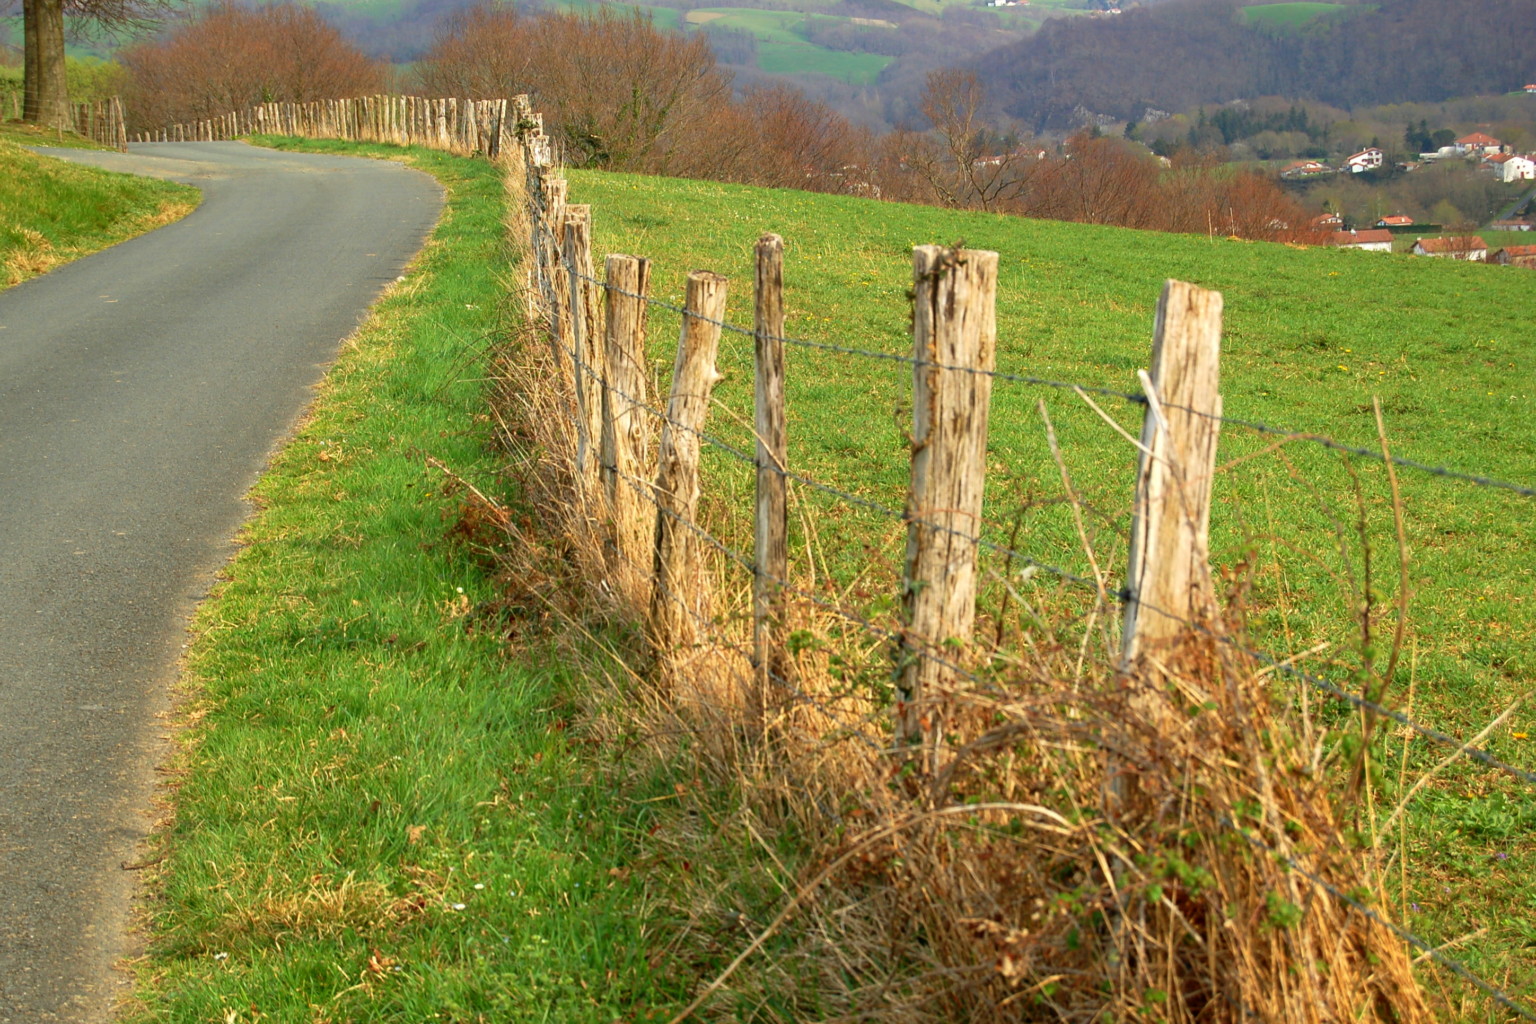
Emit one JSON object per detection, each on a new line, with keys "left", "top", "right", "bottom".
{"left": 1281, "top": 124, "right": 1536, "bottom": 266}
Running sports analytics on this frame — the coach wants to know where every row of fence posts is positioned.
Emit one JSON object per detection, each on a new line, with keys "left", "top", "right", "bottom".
{"left": 70, "top": 96, "right": 129, "bottom": 152}
{"left": 133, "top": 95, "right": 513, "bottom": 159}
{"left": 1, "top": 92, "right": 126, "bottom": 152}
{"left": 512, "top": 95, "right": 1224, "bottom": 761}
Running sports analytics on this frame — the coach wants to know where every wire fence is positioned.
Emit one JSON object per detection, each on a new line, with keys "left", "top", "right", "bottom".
{"left": 499, "top": 99, "right": 1536, "bottom": 1019}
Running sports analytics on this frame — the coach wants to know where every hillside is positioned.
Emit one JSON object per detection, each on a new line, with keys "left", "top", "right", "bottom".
{"left": 975, "top": 0, "right": 1536, "bottom": 128}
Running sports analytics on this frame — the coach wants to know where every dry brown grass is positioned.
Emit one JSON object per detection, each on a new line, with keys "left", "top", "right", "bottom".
{"left": 480, "top": 141, "right": 1436, "bottom": 1024}
{"left": 3, "top": 226, "right": 59, "bottom": 284}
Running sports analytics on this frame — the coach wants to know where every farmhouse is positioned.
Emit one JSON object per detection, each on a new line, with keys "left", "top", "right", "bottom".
{"left": 1344, "top": 147, "right": 1383, "bottom": 173}
{"left": 1281, "top": 159, "right": 1332, "bottom": 180}
{"left": 1454, "top": 132, "right": 1503, "bottom": 156}
{"left": 1331, "top": 229, "right": 1394, "bottom": 252}
{"left": 1492, "top": 244, "right": 1536, "bottom": 267}
{"left": 1412, "top": 236, "right": 1488, "bottom": 260}
{"left": 1375, "top": 215, "right": 1414, "bottom": 228}
{"left": 1309, "top": 212, "right": 1343, "bottom": 229}
{"left": 1485, "top": 153, "right": 1536, "bottom": 181}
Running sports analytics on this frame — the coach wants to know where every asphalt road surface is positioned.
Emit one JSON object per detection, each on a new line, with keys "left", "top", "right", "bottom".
{"left": 0, "top": 142, "right": 442, "bottom": 1022}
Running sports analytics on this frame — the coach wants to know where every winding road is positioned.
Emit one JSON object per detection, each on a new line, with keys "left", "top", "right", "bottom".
{"left": 0, "top": 142, "right": 442, "bottom": 1022}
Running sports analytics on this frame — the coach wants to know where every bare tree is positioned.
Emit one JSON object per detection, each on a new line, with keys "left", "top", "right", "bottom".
{"left": 900, "top": 69, "right": 1031, "bottom": 211}
{"left": 121, "top": 2, "right": 384, "bottom": 133}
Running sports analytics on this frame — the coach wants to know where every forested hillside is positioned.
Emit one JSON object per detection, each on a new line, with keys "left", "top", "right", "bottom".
{"left": 976, "top": 0, "right": 1536, "bottom": 128}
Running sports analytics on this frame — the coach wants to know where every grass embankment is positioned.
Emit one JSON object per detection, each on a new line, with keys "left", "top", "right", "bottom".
{"left": 121, "top": 140, "right": 695, "bottom": 1022}
{"left": 0, "top": 130, "right": 197, "bottom": 287}
{"left": 562, "top": 168, "right": 1535, "bottom": 1008}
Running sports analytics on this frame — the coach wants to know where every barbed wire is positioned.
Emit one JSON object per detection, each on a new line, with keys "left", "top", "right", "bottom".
{"left": 533, "top": 234, "right": 1536, "bottom": 791}
{"left": 533, "top": 216, "right": 1535, "bottom": 500}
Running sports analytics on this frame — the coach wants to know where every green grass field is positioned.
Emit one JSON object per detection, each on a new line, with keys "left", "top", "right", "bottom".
{"left": 564, "top": 168, "right": 1536, "bottom": 1009}
{"left": 1240, "top": 1, "right": 1374, "bottom": 30}
{"left": 0, "top": 135, "right": 198, "bottom": 287}
{"left": 756, "top": 41, "right": 892, "bottom": 81}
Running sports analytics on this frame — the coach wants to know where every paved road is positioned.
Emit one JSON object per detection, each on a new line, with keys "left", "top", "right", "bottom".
{"left": 0, "top": 142, "right": 442, "bottom": 1022}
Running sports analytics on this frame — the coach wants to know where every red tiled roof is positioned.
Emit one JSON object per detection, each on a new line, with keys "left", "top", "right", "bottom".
{"left": 1415, "top": 236, "right": 1488, "bottom": 253}
{"left": 1457, "top": 132, "right": 1501, "bottom": 146}
{"left": 1377, "top": 215, "right": 1413, "bottom": 226}
{"left": 1498, "top": 244, "right": 1536, "bottom": 257}
{"left": 1332, "top": 230, "right": 1394, "bottom": 246}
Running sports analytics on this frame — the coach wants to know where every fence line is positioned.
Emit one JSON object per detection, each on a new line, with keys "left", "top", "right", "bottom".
{"left": 70, "top": 96, "right": 128, "bottom": 152}
{"left": 503, "top": 98, "right": 1534, "bottom": 1019}
{"left": 0, "top": 90, "right": 128, "bottom": 151}
{"left": 578, "top": 266, "right": 1536, "bottom": 501}
{"left": 130, "top": 94, "right": 516, "bottom": 159}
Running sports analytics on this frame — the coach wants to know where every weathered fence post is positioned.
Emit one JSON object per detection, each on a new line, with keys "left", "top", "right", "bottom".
{"left": 537, "top": 176, "right": 569, "bottom": 353}
{"left": 561, "top": 205, "right": 604, "bottom": 503}
{"left": 754, "top": 234, "right": 789, "bottom": 729}
{"left": 897, "top": 245, "right": 998, "bottom": 766}
{"left": 600, "top": 254, "right": 654, "bottom": 605}
{"left": 649, "top": 271, "right": 730, "bottom": 669}
{"left": 1120, "top": 280, "right": 1223, "bottom": 680}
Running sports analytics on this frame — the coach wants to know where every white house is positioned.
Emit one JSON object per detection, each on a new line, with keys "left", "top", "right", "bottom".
{"left": 1413, "top": 236, "right": 1488, "bottom": 261}
{"left": 1331, "top": 229, "right": 1394, "bottom": 252}
{"left": 1486, "top": 153, "right": 1536, "bottom": 182}
{"left": 1344, "top": 148, "right": 1384, "bottom": 173}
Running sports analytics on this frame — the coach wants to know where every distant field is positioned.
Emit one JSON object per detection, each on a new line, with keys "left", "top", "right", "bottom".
{"left": 686, "top": 6, "right": 809, "bottom": 42}
{"left": 756, "top": 41, "right": 891, "bottom": 82}
{"left": 1240, "top": 1, "right": 1373, "bottom": 30}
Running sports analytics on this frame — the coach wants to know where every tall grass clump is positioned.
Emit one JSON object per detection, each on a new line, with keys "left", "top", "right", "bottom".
{"left": 488, "top": 143, "right": 1449, "bottom": 1022}
{"left": 0, "top": 138, "right": 197, "bottom": 286}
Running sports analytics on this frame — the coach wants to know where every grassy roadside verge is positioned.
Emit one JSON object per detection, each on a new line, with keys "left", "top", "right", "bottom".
{"left": 121, "top": 140, "right": 693, "bottom": 1023}
{"left": 0, "top": 129, "right": 198, "bottom": 287}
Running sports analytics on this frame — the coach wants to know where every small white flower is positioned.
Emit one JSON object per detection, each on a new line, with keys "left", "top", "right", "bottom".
{"left": 451, "top": 903, "right": 466, "bottom": 911}
{"left": 213, "top": 952, "right": 229, "bottom": 961}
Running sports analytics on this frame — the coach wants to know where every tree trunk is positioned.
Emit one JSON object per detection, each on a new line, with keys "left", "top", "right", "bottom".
{"left": 23, "top": 0, "right": 72, "bottom": 129}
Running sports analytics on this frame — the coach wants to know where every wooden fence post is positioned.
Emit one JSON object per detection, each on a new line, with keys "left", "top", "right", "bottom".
{"left": 600, "top": 253, "right": 654, "bottom": 605}
{"left": 649, "top": 270, "right": 730, "bottom": 668}
{"left": 538, "top": 176, "right": 569, "bottom": 354}
{"left": 1120, "top": 280, "right": 1223, "bottom": 682}
{"left": 897, "top": 245, "right": 998, "bottom": 765}
{"left": 754, "top": 234, "right": 789, "bottom": 729}
{"left": 561, "top": 205, "right": 604, "bottom": 502}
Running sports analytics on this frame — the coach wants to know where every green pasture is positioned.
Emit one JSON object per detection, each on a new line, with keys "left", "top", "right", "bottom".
{"left": 686, "top": 6, "right": 809, "bottom": 42}
{"left": 681, "top": 7, "right": 894, "bottom": 81}
{"left": 1240, "top": 1, "right": 1373, "bottom": 30}
{"left": 755, "top": 41, "right": 891, "bottom": 81}
{"left": 567, "top": 168, "right": 1536, "bottom": 1010}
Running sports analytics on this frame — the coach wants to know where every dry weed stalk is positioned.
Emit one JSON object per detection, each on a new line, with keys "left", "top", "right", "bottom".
{"left": 488, "top": 152, "right": 1432, "bottom": 1023}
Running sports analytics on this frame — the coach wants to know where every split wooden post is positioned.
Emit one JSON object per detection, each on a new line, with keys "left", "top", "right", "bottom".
{"left": 753, "top": 234, "right": 789, "bottom": 728}
{"left": 536, "top": 176, "right": 568, "bottom": 348}
{"left": 561, "top": 205, "right": 604, "bottom": 502}
{"left": 1120, "top": 280, "right": 1223, "bottom": 686}
{"left": 600, "top": 253, "right": 654, "bottom": 604}
{"left": 897, "top": 245, "right": 998, "bottom": 763}
{"left": 649, "top": 270, "right": 729, "bottom": 667}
